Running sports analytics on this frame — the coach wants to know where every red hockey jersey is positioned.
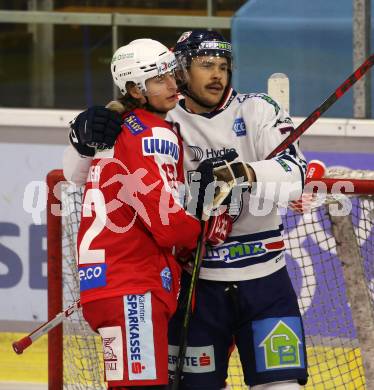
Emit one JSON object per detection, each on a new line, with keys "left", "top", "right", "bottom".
{"left": 77, "top": 108, "right": 201, "bottom": 312}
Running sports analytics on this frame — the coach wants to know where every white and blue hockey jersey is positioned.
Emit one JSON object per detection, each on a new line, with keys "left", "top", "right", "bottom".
{"left": 166, "top": 89, "right": 307, "bottom": 281}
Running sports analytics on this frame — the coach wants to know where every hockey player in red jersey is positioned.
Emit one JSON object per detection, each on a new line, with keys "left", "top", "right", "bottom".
{"left": 73, "top": 39, "right": 233, "bottom": 390}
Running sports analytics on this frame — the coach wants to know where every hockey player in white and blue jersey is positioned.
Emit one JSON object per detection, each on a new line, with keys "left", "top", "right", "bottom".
{"left": 63, "top": 31, "right": 308, "bottom": 390}
{"left": 167, "top": 30, "right": 308, "bottom": 390}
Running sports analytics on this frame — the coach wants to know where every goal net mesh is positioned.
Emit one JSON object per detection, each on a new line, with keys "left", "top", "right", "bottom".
{"left": 52, "top": 168, "right": 374, "bottom": 389}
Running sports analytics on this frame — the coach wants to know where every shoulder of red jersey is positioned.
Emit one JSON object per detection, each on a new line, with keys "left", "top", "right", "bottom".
{"left": 116, "top": 109, "right": 181, "bottom": 163}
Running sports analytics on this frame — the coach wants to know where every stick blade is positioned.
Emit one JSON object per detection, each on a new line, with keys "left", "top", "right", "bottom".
{"left": 268, "top": 73, "right": 290, "bottom": 113}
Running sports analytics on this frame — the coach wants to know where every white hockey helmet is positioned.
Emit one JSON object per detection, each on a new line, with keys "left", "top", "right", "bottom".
{"left": 111, "top": 39, "right": 177, "bottom": 95}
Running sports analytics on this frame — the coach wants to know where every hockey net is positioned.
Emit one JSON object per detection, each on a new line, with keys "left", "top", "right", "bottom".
{"left": 47, "top": 168, "right": 374, "bottom": 390}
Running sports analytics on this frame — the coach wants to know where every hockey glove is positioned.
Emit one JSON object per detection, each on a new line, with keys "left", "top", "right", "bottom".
{"left": 205, "top": 211, "right": 233, "bottom": 246}
{"left": 175, "top": 212, "right": 233, "bottom": 263}
{"left": 69, "top": 106, "right": 123, "bottom": 157}
{"left": 189, "top": 150, "right": 239, "bottom": 219}
{"left": 213, "top": 159, "right": 256, "bottom": 200}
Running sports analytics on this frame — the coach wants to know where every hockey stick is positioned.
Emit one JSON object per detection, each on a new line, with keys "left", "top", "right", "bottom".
{"left": 172, "top": 163, "right": 237, "bottom": 390}
{"left": 171, "top": 217, "right": 208, "bottom": 390}
{"left": 266, "top": 53, "right": 374, "bottom": 159}
{"left": 12, "top": 299, "right": 81, "bottom": 354}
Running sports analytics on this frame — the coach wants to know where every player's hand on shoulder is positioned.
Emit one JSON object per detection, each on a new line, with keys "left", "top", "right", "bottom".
{"left": 69, "top": 105, "right": 123, "bottom": 157}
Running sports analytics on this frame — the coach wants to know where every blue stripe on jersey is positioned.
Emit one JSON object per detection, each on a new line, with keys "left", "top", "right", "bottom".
{"left": 285, "top": 144, "right": 307, "bottom": 170}
{"left": 202, "top": 250, "right": 283, "bottom": 269}
{"left": 227, "top": 228, "right": 283, "bottom": 243}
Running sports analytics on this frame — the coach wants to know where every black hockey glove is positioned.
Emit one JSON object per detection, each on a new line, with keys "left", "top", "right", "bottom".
{"left": 69, "top": 106, "right": 123, "bottom": 157}
{"left": 189, "top": 150, "right": 239, "bottom": 219}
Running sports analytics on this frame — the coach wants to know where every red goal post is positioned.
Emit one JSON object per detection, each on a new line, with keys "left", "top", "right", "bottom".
{"left": 47, "top": 169, "right": 63, "bottom": 390}
{"left": 46, "top": 168, "right": 374, "bottom": 390}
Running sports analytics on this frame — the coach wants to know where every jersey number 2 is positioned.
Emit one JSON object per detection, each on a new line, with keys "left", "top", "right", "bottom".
{"left": 79, "top": 189, "right": 106, "bottom": 264}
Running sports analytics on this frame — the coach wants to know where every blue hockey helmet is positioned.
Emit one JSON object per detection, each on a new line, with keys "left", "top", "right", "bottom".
{"left": 174, "top": 30, "right": 232, "bottom": 63}
{"left": 173, "top": 30, "right": 232, "bottom": 105}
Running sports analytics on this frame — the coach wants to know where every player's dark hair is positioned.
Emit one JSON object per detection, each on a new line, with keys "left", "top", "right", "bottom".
{"left": 117, "top": 94, "right": 143, "bottom": 112}
{"left": 114, "top": 81, "right": 145, "bottom": 113}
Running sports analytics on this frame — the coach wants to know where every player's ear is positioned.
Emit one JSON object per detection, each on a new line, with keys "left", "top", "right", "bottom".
{"left": 126, "top": 82, "right": 143, "bottom": 100}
